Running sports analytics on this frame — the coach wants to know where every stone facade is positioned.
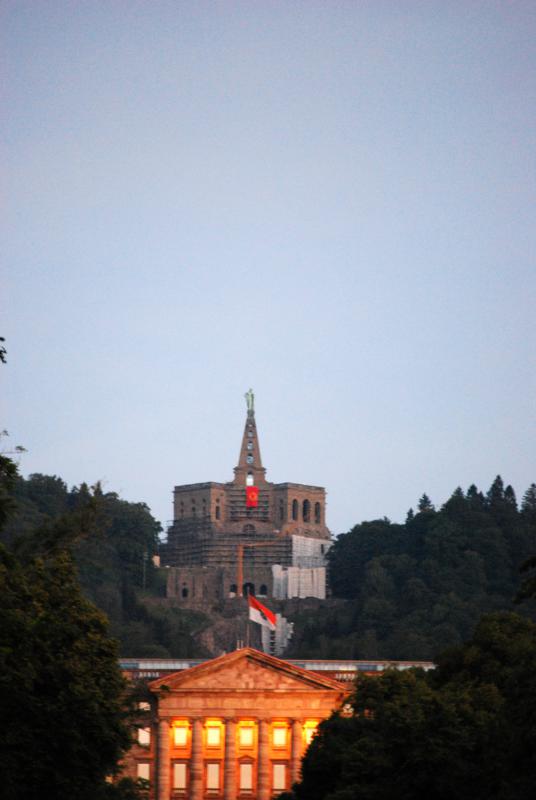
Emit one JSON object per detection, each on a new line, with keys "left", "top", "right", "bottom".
{"left": 122, "top": 647, "right": 348, "bottom": 799}
{"left": 160, "top": 403, "right": 331, "bottom": 600}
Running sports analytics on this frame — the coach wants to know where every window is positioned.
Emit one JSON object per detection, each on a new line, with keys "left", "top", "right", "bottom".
{"left": 239, "top": 726, "right": 254, "bottom": 747}
{"left": 303, "top": 722, "right": 318, "bottom": 746}
{"left": 240, "top": 762, "right": 253, "bottom": 790}
{"left": 137, "top": 727, "right": 151, "bottom": 746}
{"left": 215, "top": 505, "right": 221, "bottom": 520}
{"left": 292, "top": 500, "right": 298, "bottom": 521}
{"left": 315, "top": 502, "right": 321, "bottom": 523}
{"left": 206, "top": 763, "right": 220, "bottom": 790}
{"left": 273, "top": 764, "right": 287, "bottom": 791}
{"left": 206, "top": 725, "right": 221, "bottom": 747}
{"left": 272, "top": 727, "right": 287, "bottom": 747}
{"left": 248, "top": 429, "right": 253, "bottom": 438}
{"left": 243, "top": 582, "right": 255, "bottom": 597}
{"left": 246, "top": 455, "right": 253, "bottom": 464}
{"left": 279, "top": 501, "right": 284, "bottom": 521}
{"left": 246, "top": 472, "right": 254, "bottom": 486}
{"left": 181, "top": 585, "right": 188, "bottom": 598}
{"left": 303, "top": 499, "right": 310, "bottom": 522}
{"left": 173, "top": 762, "right": 187, "bottom": 790}
{"left": 229, "top": 584, "right": 237, "bottom": 596}
{"left": 138, "top": 701, "right": 150, "bottom": 712}
{"left": 247, "top": 441, "right": 253, "bottom": 450}
{"left": 137, "top": 762, "right": 150, "bottom": 781}
{"left": 173, "top": 725, "right": 188, "bottom": 747}
{"left": 259, "top": 584, "right": 268, "bottom": 596}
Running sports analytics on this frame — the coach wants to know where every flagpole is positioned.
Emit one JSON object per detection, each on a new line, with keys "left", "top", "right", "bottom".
{"left": 245, "top": 587, "right": 250, "bottom": 647}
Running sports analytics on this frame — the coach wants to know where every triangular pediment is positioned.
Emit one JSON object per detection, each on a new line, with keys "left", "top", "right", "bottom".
{"left": 149, "top": 648, "right": 346, "bottom": 694}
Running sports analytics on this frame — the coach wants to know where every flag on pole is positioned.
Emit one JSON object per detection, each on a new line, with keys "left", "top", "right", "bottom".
{"left": 246, "top": 486, "right": 259, "bottom": 507}
{"left": 248, "top": 595, "right": 276, "bottom": 630}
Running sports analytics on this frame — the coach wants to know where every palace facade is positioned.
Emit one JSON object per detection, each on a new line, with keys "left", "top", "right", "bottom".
{"left": 122, "top": 648, "right": 349, "bottom": 799}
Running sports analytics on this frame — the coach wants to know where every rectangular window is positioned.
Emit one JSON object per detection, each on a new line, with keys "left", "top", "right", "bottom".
{"left": 304, "top": 725, "right": 318, "bottom": 746}
{"left": 273, "top": 763, "right": 287, "bottom": 791}
{"left": 137, "top": 762, "right": 150, "bottom": 782}
{"left": 173, "top": 763, "right": 187, "bottom": 790}
{"left": 240, "top": 762, "right": 253, "bottom": 791}
{"left": 272, "top": 727, "right": 287, "bottom": 747}
{"left": 174, "top": 726, "right": 188, "bottom": 747}
{"left": 239, "top": 726, "right": 254, "bottom": 747}
{"left": 206, "top": 762, "right": 220, "bottom": 790}
{"left": 137, "top": 727, "right": 151, "bottom": 746}
{"left": 206, "top": 726, "right": 221, "bottom": 747}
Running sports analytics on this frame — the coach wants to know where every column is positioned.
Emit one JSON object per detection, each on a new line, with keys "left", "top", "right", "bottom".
{"left": 190, "top": 717, "right": 204, "bottom": 800}
{"left": 157, "top": 719, "right": 170, "bottom": 800}
{"left": 223, "top": 718, "right": 236, "bottom": 800}
{"left": 257, "top": 719, "right": 270, "bottom": 800}
{"left": 290, "top": 719, "right": 303, "bottom": 785}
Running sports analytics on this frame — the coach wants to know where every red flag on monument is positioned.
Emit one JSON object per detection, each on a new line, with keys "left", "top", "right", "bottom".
{"left": 248, "top": 595, "right": 276, "bottom": 630}
{"left": 246, "top": 486, "right": 259, "bottom": 508}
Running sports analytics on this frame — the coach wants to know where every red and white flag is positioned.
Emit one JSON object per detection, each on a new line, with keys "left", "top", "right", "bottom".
{"left": 248, "top": 595, "right": 276, "bottom": 631}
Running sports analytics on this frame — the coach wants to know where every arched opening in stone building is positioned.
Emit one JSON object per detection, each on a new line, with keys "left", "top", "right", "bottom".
{"left": 292, "top": 499, "right": 298, "bottom": 520}
{"left": 315, "top": 501, "right": 321, "bottom": 523}
{"left": 243, "top": 582, "right": 255, "bottom": 596}
{"left": 303, "top": 499, "right": 310, "bottom": 522}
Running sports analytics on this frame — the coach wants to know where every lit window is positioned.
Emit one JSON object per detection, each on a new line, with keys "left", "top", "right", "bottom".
{"left": 174, "top": 725, "right": 188, "bottom": 747}
{"left": 138, "top": 701, "right": 150, "bottom": 712}
{"left": 303, "top": 723, "right": 318, "bottom": 746}
{"left": 272, "top": 727, "right": 287, "bottom": 747}
{"left": 273, "top": 763, "right": 287, "bottom": 791}
{"left": 246, "top": 472, "right": 254, "bottom": 486}
{"left": 239, "top": 726, "right": 254, "bottom": 747}
{"left": 137, "top": 762, "right": 150, "bottom": 781}
{"left": 206, "top": 762, "right": 220, "bottom": 790}
{"left": 240, "top": 762, "right": 253, "bottom": 790}
{"left": 173, "top": 762, "right": 187, "bottom": 790}
{"left": 206, "top": 725, "right": 221, "bottom": 747}
{"left": 137, "top": 727, "right": 151, "bottom": 746}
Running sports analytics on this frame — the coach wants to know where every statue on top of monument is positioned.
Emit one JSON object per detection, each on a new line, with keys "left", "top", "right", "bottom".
{"left": 244, "top": 388, "right": 255, "bottom": 415}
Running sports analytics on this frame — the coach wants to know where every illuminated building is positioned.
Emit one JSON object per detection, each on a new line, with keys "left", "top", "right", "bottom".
{"left": 122, "top": 647, "right": 349, "bottom": 799}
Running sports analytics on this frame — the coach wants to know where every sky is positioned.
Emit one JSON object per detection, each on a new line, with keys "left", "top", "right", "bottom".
{"left": 3, "top": 1, "right": 536, "bottom": 535}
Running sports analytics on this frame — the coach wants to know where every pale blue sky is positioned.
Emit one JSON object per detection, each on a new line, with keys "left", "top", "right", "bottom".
{"left": 3, "top": 1, "right": 536, "bottom": 533}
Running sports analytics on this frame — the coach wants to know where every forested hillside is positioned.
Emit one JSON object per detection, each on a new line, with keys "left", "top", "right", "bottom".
{"left": 3, "top": 472, "right": 535, "bottom": 661}
{"left": 287, "top": 477, "right": 536, "bottom": 659}
{"left": 1, "top": 473, "right": 209, "bottom": 658}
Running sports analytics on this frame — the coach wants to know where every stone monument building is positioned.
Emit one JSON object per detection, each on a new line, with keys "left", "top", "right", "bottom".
{"left": 160, "top": 393, "right": 331, "bottom": 601}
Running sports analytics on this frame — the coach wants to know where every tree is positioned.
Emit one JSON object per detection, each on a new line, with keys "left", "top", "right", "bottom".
{"left": 417, "top": 493, "right": 434, "bottom": 512}
{"left": 288, "top": 612, "right": 536, "bottom": 800}
{"left": 0, "top": 459, "right": 137, "bottom": 800}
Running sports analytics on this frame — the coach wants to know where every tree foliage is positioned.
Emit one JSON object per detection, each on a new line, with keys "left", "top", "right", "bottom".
{"left": 0, "top": 459, "right": 138, "bottom": 800}
{"left": 0, "top": 472, "right": 208, "bottom": 658}
{"left": 286, "top": 612, "right": 536, "bottom": 800}
{"left": 288, "top": 477, "right": 536, "bottom": 659}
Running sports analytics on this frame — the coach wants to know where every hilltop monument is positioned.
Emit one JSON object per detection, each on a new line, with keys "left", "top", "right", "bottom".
{"left": 160, "top": 393, "right": 331, "bottom": 602}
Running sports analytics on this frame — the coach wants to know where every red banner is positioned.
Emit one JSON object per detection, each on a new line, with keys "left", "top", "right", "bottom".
{"left": 246, "top": 486, "right": 259, "bottom": 508}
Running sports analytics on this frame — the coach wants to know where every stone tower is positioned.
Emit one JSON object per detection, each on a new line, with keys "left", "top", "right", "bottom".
{"left": 160, "top": 394, "right": 331, "bottom": 601}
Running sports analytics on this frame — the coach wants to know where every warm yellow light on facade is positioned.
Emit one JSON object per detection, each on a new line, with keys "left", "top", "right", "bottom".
{"left": 205, "top": 719, "right": 223, "bottom": 747}
{"left": 238, "top": 723, "right": 255, "bottom": 747}
{"left": 303, "top": 720, "right": 319, "bottom": 746}
{"left": 272, "top": 725, "right": 287, "bottom": 747}
{"left": 173, "top": 721, "right": 189, "bottom": 747}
